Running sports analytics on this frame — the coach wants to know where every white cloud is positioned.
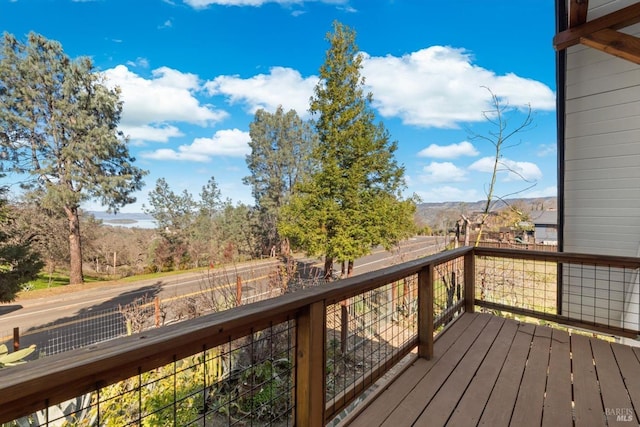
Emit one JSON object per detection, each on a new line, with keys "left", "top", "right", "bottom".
{"left": 204, "top": 67, "right": 318, "bottom": 118}
{"left": 361, "top": 46, "right": 556, "bottom": 128}
{"left": 418, "top": 141, "right": 478, "bottom": 159}
{"left": 121, "top": 124, "right": 183, "bottom": 143}
{"left": 537, "top": 143, "right": 557, "bottom": 157}
{"left": 415, "top": 186, "right": 480, "bottom": 203}
{"left": 159, "top": 19, "right": 173, "bottom": 29}
{"left": 142, "top": 148, "right": 210, "bottom": 162}
{"left": 184, "top": 0, "right": 347, "bottom": 8}
{"left": 469, "top": 156, "right": 543, "bottom": 182}
{"left": 103, "top": 65, "right": 227, "bottom": 143}
{"left": 420, "top": 162, "right": 467, "bottom": 183}
{"left": 125, "top": 57, "right": 150, "bottom": 68}
{"left": 142, "top": 129, "right": 250, "bottom": 161}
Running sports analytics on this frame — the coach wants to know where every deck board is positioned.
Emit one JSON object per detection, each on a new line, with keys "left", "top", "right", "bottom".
{"left": 414, "top": 315, "right": 504, "bottom": 426}
{"left": 347, "top": 313, "right": 477, "bottom": 427}
{"left": 379, "top": 314, "right": 491, "bottom": 425}
{"left": 611, "top": 343, "right": 640, "bottom": 418}
{"left": 346, "top": 313, "right": 640, "bottom": 427}
{"left": 591, "top": 338, "right": 635, "bottom": 426}
{"left": 572, "top": 334, "right": 606, "bottom": 427}
{"left": 446, "top": 318, "right": 519, "bottom": 426}
{"left": 478, "top": 321, "right": 535, "bottom": 427}
{"left": 510, "top": 325, "right": 552, "bottom": 427}
{"left": 541, "top": 328, "right": 573, "bottom": 427}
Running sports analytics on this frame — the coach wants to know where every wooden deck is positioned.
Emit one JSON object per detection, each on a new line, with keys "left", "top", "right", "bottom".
{"left": 346, "top": 313, "right": 640, "bottom": 427}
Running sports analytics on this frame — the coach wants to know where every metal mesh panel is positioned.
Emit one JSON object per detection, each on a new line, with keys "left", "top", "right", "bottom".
{"left": 325, "top": 279, "right": 418, "bottom": 414}
{"left": 16, "top": 321, "right": 296, "bottom": 426}
{"left": 476, "top": 255, "right": 557, "bottom": 315}
{"left": 475, "top": 253, "right": 640, "bottom": 335}
{"left": 433, "top": 256, "right": 466, "bottom": 331}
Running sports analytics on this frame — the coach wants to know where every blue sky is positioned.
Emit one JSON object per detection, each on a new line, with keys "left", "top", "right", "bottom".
{"left": 2, "top": 0, "right": 558, "bottom": 213}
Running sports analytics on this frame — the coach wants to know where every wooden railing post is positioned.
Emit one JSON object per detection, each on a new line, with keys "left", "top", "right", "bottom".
{"left": 464, "top": 250, "right": 475, "bottom": 313}
{"left": 418, "top": 265, "right": 434, "bottom": 359}
{"left": 236, "top": 275, "right": 243, "bottom": 306}
{"left": 154, "top": 297, "right": 161, "bottom": 327}
{"left": 13, "top": 327, "right": 19, "bottom": 352}
{"left": 296, "top": 301, "right": 326, "bottom": 426}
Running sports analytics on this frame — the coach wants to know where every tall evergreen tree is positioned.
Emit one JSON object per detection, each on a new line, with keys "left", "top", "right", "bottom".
{"left": 280, "top": 22, "right": 415, "bottom": 278}
{"left": 244, "top": 106, "right": 317, "bottom": 255}
{"left": 0, "top": 32, "right": 146, "bottom": 284}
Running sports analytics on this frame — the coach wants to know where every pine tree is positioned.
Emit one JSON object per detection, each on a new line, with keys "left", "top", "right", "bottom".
{"left": 280, "top": 22, "right": 415, "bottom": 278}
{"left": 0, "top": 32, "right": 146, "bottom": 284}
{"left": 244, "top": 106, "right": 317, "bottom": 255}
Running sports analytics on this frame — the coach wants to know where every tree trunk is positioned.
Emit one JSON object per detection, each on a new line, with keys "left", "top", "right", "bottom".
{"left": 65, "top": 205, "right": 84, "bottom": 285}
{"left": 324, "top": 256, "right": 333, "bottom": 281}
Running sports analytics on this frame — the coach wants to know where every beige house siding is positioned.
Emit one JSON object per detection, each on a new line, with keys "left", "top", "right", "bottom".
{"left": 562, "top": 0, "right": 640, "bottom": 328}
{"left": 564, "top": 0, "right": 640, "bottom": 257}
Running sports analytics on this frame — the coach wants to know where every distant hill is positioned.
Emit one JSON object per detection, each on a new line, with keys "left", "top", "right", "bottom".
{"left": 416, "top": 197, "right": 557, "bottom": 227}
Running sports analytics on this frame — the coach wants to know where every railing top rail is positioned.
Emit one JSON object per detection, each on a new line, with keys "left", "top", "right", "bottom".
{"left": 0, "top": 246, "right": 472, "bottom": 424}
{"left": 474, "top": 247, "right": 640, "bottom": 268}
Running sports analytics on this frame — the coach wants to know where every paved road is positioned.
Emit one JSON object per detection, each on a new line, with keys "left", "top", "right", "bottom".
{"left": 0, "top": 235, "right": 446, "bottom": 353}
{"left": 0, "top": 260, "right": 281, "bottom": 333}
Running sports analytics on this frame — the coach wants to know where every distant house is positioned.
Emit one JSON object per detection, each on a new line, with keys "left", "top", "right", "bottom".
{"left": 531, "top": 210, "right": 558, "bottom": 245}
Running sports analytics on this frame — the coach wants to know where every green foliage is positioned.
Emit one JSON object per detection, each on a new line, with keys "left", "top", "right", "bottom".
{"left": 97, "top": 356, "right": 207, "bottom": 426}
{"left": 144, "top": 178, "right": 196, "bottom": 269}
{"left": 20, "top": 272, "right": 102, "bottom": 292}
{"left": 417, "top": 225, "right": 433, "bottom": 236}
{"left": 235, "top": 359, "right": 292, "bottom": 421}
{"left": 144, "top": 178, "right": 197, "bottom": 234}
{"left": 244, "top": 107, "right": 317, "bottom": 254}
{"left": 0, "top": 190, "right": 43, "bottom": 302}
{"left": 0, "top": 32, "right": 147, "bottom": 284}
{"left": 0, "top": 344, "right": 36, "bottom": 368}
{"left": 280, "top": 22, "right": 416, "bottom": 275}
{"left": 144, "top": 177, "right": 258, "bottom": 270}
{"left": 95, "top": 349, "right": 291, "bottom": 425}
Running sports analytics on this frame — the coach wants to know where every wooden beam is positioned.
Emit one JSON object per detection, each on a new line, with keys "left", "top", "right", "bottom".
{"left": 554, "top": 2, "right": 640, "bottom": 50}
{"left": 581, "top": 28, "right": 640, "bottom": 64}
{"left": 569, "top": 0, "right": 589, "bottom": 29}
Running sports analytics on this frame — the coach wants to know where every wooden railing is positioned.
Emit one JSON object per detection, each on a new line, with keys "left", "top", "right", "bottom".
{"left": 1, "top": 246, "right": 639, "bottom": 426}
{"left": 0, "top": 247, "right": 471, "bottom": 426}
{"left": 474, "top": 247, "right": 640, "bottom": 338}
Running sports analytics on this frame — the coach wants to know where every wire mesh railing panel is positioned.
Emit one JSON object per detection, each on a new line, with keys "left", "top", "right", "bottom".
{"left": 562, "top": 262, "right": 639, "bottom": 334}
{"left": 42, "top": 307, "right": 129, "bottom": 356}
{"left": 475, "top": 255, "right": 558, "bottom": 316}
{"left": 475, "top": 252, "right": 640, "bottom": 336}
{"left": 433, "top": 256, "right": 466, "bottom": 331}
{"left": 325, "top": 277, "right": 418, "bottom": 416}
{"left": 13, "top": 320, "right": 296, "bottom": 426}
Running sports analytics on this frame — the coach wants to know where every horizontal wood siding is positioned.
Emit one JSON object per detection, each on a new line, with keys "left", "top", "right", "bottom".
{"left": 563, "top": 0, "right": 640, "bottom": 329}
{"left": 564, "top": 0, "right": 640, "bottom": 258}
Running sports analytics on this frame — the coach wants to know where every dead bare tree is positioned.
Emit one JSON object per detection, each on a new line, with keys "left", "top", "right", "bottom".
{"left": 470, "top": 87, "right": 537, "bottom": 246}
